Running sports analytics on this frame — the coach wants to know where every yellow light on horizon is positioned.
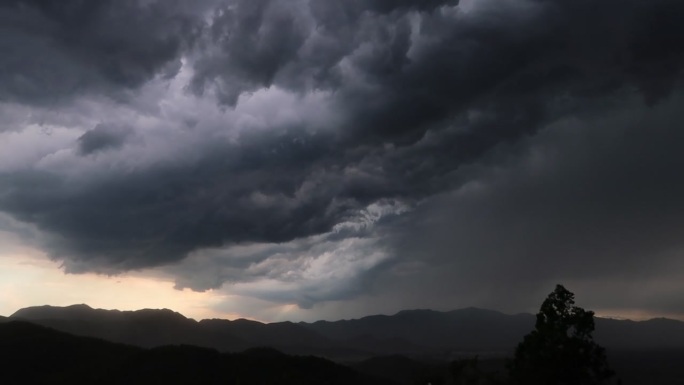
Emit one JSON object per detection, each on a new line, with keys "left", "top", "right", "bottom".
{"left": 0, "top": 248, "right": 233, "bottom": 321}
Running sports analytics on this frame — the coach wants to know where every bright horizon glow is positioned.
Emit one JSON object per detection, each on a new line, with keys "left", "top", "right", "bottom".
{"left": 1, "top": 244, "right": 681, "bottom": 323}
{"left": 2, "top": 220, "right": 681, "bottom": 324}
{"left": 0, "top": 246, "right": 231, "bottom": 321}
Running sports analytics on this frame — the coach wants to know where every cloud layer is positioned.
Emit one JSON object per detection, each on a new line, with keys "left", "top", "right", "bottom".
{"left": 1, "top": 0, "right": 684, "bottom": 315}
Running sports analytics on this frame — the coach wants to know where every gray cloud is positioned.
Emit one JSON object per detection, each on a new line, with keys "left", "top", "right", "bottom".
{"left": 166, "top": 199, "right": 406, "bottom": 308}
{"left": 0, "top": 0, "right": 683, "bottom": 313}
{"left": 0, "top": 0, "right": 209, "bottom": 105}
{"left": 1, "top": 128, "right": 336, "bottom": 271}
{"left": 191, "top": 0, "right": 684, "bottom": 144}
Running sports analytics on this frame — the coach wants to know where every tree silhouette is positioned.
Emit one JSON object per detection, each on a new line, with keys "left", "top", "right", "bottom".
{"left": 508, "top": 284, "right": 616, "bottom": 385}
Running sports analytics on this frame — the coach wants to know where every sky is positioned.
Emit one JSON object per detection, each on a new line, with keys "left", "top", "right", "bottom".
{"left": 1, "top": 0, "right": 684, "bottom": 323}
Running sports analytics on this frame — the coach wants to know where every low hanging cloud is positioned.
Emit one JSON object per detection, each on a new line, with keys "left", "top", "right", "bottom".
{"left": 381, "top": 92, "right": 684, "bottom": 313}
{"left": 167, "top": 199, "right": 407, "bottom": 308}
{"left": 0, "top": 0, "right": 684, "bottom": 312}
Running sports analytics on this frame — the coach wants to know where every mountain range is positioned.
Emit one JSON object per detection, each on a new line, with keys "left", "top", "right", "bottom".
{"left": 9, "top": 305, "right": 684, "bottom": 361}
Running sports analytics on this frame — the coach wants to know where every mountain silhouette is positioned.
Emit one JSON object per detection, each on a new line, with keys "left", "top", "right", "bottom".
{"left": 10, "top": 304, "right": 684, "bottom": 360}
{"left": 594, "top": 317, "right": 684, "bottom": 350}
{"left": 10, "top": 304, "right": 341, "bottom": 354}
{"left": 197, "top": 318, "right": 334, "bottom": 354}
{"left": 302, "top": 308, "right": 535, "bottom": 354}
{"left": 11, "top": 304, "right": 229, "bottom": 350}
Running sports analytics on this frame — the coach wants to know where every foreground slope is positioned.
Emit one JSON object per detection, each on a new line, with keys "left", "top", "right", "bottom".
{"left": 0, "top": 321, "right": 391, "bottom": 385}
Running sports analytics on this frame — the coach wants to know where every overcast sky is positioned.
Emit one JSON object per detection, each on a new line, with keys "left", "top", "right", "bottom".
{"left": 1, "top": 0, "right": 684, "bottom": 322}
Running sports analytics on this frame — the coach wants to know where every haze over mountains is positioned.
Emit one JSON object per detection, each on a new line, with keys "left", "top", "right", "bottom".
{"left": 10, "top": 304, "right": 684, "bottom": 361}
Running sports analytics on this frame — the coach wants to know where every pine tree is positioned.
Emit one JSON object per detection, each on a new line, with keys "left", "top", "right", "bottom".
{"left": 508, "top": 284, "right": 616, "bottom": 385}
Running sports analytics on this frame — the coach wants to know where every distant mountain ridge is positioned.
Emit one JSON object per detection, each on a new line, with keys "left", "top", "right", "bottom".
{"left": 10, "top": 304, "right": 327, "bottom": 355}
{"left": 10, "top": 304, "right": 684, "bottom": 360}
{"left": 302, "top": 307, "right": 535, "bottom": 355}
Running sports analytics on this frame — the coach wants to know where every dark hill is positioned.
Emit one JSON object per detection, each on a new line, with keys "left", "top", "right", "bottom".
{"left": 0, "top": 321, "right": 392, "bottom": 385}
{"left": 0, "top": 321, "right": 141, "bottom": 384}
{"left": 199, "top": 318, "right": 333, "bottom": 352}
{"left": 11, "top": 305, "right": 343, "bottom": 356}
{"left": 595, "top": 317, "right": 684, "bottom": 350}
{"left": 351, "top": 355, "right": 447, "bottom": 385}
{"left": 11, "top": 304, "right": 226, "bottom": 349}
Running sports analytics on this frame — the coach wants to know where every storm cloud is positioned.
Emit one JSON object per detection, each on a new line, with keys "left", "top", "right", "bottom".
{"left": 1, "top": 0, "right": 684, "bottom": 315}
{"left": 0, "top": 0, "right": 208, "bottom": 105}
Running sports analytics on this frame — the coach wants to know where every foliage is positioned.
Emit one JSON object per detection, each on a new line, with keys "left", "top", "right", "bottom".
{"left": 508, "top": 285, "right": 616, "bottom": 385}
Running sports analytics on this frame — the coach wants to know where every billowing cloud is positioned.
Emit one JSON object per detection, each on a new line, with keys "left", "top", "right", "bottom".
{"left": 0, "top": 0, "right": 683, "bottom": 315}
{"left": 0, "top": 0, "right": 209, "bottom": 105}
{"left": 167, "top": 199, "right": 407, "bottom": 308}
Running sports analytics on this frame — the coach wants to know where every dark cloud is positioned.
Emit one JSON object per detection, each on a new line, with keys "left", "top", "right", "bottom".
{"left": 0, "top": 0, "right": 684, "bottom": 313}
{"left": 189, "top": 0, "right": 461, "bottom": 106}
{"left": 0, "top": 128, "right": 337, "bottom": 271}
{"left": 380, "top": 93, "right": 684, "bottom": 315}
{"left": 77, "top": 124, "right": 132, "bottom": 155}
{"left": 0, "top": 0, "right": 208, "bottom": 105}
{"left": 189, "top": 0, "right": 311, "bottom": 105}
